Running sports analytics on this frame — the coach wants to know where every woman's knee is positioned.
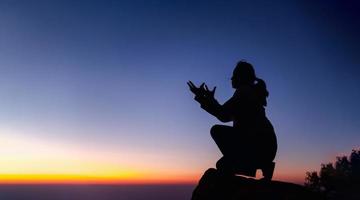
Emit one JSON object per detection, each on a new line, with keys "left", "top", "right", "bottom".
{"left": 210, "top": 125, "right": 224, "bottom": 139}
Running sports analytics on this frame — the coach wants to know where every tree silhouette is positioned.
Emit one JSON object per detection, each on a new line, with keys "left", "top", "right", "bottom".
{"left": 305, "top": 149, "right": 360, "bottom": 199}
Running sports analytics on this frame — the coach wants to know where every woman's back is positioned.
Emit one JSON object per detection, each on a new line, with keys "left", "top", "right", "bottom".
{"left": 223, "top": 85, "right": 268, "bottom": 130}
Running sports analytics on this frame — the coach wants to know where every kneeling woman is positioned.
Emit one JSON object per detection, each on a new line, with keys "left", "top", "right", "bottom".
{"left": 187, "top": 61, "right": 277, "bottom": 180}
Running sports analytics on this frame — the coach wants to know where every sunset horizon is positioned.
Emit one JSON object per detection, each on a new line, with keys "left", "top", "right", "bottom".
{"left": 0, "top": 126, "right": 341, "bottom": 185}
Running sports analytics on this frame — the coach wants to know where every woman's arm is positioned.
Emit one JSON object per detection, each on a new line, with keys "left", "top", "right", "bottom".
{"left": 188, "top": 81, "right": 233, "bottom": 122}
{"left": 194, "top": 93, "right": 233, "bottom": 123}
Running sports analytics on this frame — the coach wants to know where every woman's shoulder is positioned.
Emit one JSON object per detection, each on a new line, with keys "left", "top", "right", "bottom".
{"left": 232, "top": 85, "right": 261, "bottom": 105}
{"left": 234, "top": 85, "right": 255, "bottom": 96}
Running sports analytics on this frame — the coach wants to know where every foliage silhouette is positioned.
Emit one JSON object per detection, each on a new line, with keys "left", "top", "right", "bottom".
{"left": 305, "top": 149, "right": 360, "bottom": 199}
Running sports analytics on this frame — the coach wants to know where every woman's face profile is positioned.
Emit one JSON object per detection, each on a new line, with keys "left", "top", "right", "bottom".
{"left": 231, "top": 75, "right": 239, "bottom": 89}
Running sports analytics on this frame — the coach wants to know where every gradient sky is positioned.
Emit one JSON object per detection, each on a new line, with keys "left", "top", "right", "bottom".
{"left": 0, "top": 0, "right": 359, "bottom": 184}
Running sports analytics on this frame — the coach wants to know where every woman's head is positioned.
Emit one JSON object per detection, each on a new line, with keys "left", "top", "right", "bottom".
{"left": 232, "top": 60, "right": 269, "bottom": 106}
{"left": 231, "top": 61, "right": 256, "bottom": 88}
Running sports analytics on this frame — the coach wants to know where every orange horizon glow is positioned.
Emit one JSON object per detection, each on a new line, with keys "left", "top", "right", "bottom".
{"left": 0, "top": 128, "right": 306, "bottom": 186}
{"left": 0, "top": 172, "right": 305, "bottom": 185}
{"left": 0, "top": 174, "right": 199, "bottom": 185}
{"left": 0, "top": 130, "right": 196, "bottom": 185}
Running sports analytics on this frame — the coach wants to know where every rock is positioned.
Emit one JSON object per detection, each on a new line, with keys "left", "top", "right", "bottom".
{"left": 191, "top": 168, "right": 323, "bottom": 200}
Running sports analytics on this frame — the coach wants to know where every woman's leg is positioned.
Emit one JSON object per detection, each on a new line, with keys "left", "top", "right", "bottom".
{"left": 210, "top": 125, "right": 237, "bottom": 157}
{"left": 210, "top": 124, "right": 258, "bottom": 177}
{"left": 210, "top": 124, "right": 277, "bottom": 179}
{"left": 211, "top": 125, "right": 253, "bottom": 158}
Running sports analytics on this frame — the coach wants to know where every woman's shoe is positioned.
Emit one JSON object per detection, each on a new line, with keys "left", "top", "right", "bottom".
{"left": 260, "top": 162, "right": 275, "bottom": 181}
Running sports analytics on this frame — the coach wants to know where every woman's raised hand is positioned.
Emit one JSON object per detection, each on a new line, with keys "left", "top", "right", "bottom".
{"left": 187, "top": 81, "right": 216, "bottom": 100}
{"left": 204, "top": 84, "right": 216, "bottom": 99}
{"left": 187, "top": 81, "right": 205, "bottom": 96}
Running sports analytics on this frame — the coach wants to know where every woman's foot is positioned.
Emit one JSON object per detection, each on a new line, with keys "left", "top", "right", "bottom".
{"left": 261, "top": 162, "right": 275, "bottom": 181}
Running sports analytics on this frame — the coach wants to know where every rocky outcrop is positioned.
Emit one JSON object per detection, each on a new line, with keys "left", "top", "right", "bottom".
{"left": 191, "top": 168, "right": 323, "bottom": 200}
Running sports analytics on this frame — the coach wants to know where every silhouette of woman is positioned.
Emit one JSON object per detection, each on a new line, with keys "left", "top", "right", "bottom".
{"left": 188, "top": 61, "right": 277, "bottom": 180}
